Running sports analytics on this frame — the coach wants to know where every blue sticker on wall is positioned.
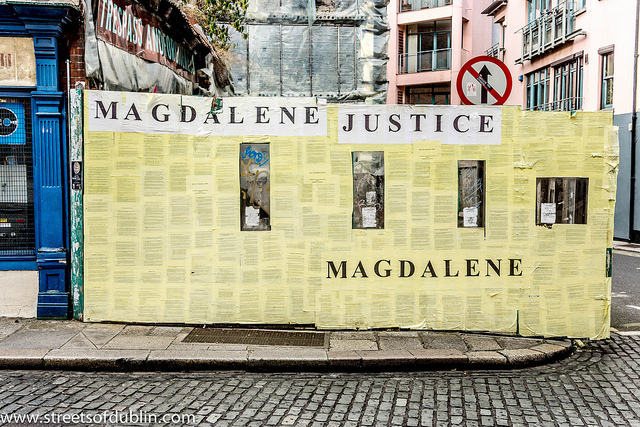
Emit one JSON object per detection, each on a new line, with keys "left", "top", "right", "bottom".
{"left": 0, "top": 103, "right": 26, "bottom": 145}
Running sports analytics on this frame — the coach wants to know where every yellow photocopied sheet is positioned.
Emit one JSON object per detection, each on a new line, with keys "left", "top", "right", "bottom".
{"left": 83, "top": 90, "right": 618, "bottom": 339}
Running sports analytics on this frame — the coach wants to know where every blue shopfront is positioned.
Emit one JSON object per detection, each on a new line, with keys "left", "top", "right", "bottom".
{"left": 0, "top": 3, "right": 75, "bottom": 317}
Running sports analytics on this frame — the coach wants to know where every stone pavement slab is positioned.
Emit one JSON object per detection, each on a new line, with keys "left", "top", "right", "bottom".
{"left": 0, "top": 318, "right": 574, "bottom": 371}
{"left": 61, "top": 333, "right": 98, "bottom": 350}
{"left": 466, "top": 350, "right": 508, "bottom": 365}
{"left": 327, "top": 351, "right": 361, "bottom": 369}
{"left": 330, "top": 331, "right": 376, "bottom": 340}
{"left": 43, "top": 349, "right": 150, "bottom": 370}
{"left": 357, "top": 350, "right": 415, "bottom": 368}
{"left": 0, "top": 348, "right": 49, "bottom": 368}
{"left": 149, "top": 326, "right": 189, "bottom": 336}
{"left": 21, "top": 320, "right": 85, "bottom": 331}
{"left": 82, "top": 328, "right": 123, "bottom": 347}
{"left": 0, "top": 330, "right": 77, "bottom": 349}
{"left": 0, "top": 318, "right": 25, "bottom": 336}
{"left": 119, "top": 325, "right": 155, "bottom": 335}
{"left": 499, "top": 348, "right": 546, "bottom": 365}
{"left": 409, "top": 349, "right": 468, "bottom": 366}
{"left": 420, "top": 332, "right": 469, "bottom": 352}
{"left": 378, "top": 336, "right": 423, "bottom": 351}
{"left": 495, "top": 336, "right": 545, "bottom": 350}
{"left": 102, "top": 335, "right": 175, "bottom": 350}
{"left": 330, "top": 339, "right": 377, "bottom": 351}
{"left": 147, "top": 349, "right": 248, "bottom": 370}
{"left": 531, "top": 343, "right": 568, "bottom": 358}
{"left": 248, "top": 347, "right": 328, "bottom": 369}
{"left": 463, "top": 335, "right": 501, "bottom": 351}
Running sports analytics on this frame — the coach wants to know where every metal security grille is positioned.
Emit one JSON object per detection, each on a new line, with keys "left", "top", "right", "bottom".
{"left": 0, "top": 98, "right": 35, "bottom": 256}
{"left": 183, "top": 328, "right": 326, "bottom": 347}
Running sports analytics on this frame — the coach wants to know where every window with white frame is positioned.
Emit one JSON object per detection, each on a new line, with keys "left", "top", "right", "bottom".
{"left": 526, "top": 67, "right": 550, "bottom": 110}
{"left": 401, "top": 20, "right": 451, "bottom": 74}
{"left": 601, "top": 50, "right": 614, "bottom": 109}
{"left": 406, "top": 83, "right": 450, "bottom": 105}
{"left": 527, "top": 0, "right": 551, "bottom": 23}
{"left": 553, "top": 56, "right": 583, "bottom": 111}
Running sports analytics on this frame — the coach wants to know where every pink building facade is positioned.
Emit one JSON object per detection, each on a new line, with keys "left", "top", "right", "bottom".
{"left": 387, "top": 0, "right": 494, "bottom": 105}
{"left": 387, "top": 0, "right": 640, "bottom": 243}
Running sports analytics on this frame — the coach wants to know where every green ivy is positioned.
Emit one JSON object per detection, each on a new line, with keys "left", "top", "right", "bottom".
{"left": 182, "top": 0, "right": 248, "bottom": 50}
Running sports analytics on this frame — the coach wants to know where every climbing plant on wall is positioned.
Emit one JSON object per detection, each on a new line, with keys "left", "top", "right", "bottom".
{"left": 181, "top": 0, "right": 248, "bottom": 50}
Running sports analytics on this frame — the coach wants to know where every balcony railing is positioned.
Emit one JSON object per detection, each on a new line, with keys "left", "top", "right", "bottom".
{"left": 517, "top": 1, "right": 584, "bottom": 63}
{"left": 399, "top": 48, "right": 451, "bottom": 74}
{"left": 485, "top": 43, "right": 505, "bottom": 62}
{"left": 399, "top": 0, "right": 451, "bottom": 13}
{"left": 525, "top": 96, "right": 583, "bottom": 112}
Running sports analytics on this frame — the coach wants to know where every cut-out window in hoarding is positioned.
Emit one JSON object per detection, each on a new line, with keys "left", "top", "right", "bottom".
{"left": 458, "top": 160, "right": 485, "bottom": 228}
{"left": 240, "top": 143, "right": 270, "bottom": 231}
{"left": 352, "top": 151, "right": 384, "bottom": 229}
{"left": 536, "top": 177, "right": 588, "bottom": 225}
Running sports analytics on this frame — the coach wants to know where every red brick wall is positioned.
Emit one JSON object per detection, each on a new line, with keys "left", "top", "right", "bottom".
{"left": 60, "top": 12, "right": 88, "bottom": 90}
{"left": 69, "top": 29, "right": 86, "bottom": 89}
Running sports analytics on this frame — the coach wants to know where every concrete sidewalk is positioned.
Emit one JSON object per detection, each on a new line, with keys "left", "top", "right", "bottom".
{"left": 613, "top": 240, "right": 640, "bottom": 255}
{"left": 0, "top": 318, "right": 573, "bottom": 371}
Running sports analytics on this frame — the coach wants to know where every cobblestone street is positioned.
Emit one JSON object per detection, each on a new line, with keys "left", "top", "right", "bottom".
{"left": 0, "top": 334, "right": 639, "bottom": 426}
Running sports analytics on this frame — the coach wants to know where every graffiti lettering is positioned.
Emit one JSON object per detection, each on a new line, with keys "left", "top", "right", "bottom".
{"left": 241, "top": 146, "right": 269, "bottom": 166}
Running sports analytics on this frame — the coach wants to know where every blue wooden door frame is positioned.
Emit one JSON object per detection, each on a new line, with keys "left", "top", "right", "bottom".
{"left": 0, "top": 5, "right": 73, "bottom": 318}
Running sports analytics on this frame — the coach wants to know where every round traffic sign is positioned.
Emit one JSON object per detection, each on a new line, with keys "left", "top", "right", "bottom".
{"left": 456, "top": 56, "right": 512, "bottom": 105}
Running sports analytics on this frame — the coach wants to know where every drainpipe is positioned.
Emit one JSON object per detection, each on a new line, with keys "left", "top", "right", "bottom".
{"left": 631, "top": 0, "right": 639, "bottom": 242}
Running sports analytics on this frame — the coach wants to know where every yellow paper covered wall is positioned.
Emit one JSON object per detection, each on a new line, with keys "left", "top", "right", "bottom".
{"left": 82, "top": 91, "right": 617, "bottom": 339}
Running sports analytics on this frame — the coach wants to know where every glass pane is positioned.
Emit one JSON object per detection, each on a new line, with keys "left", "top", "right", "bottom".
{"left": 604, "top": 79, "right": 614, "bottom": 107}
{"left": 435, "top": 20, "right": 452, "bottom": 32}
{"left": 433, "top": 93, "right": 448, "bottom": 105}
{"left": 605, "top": 53, "right": 614, "bottom": 77}
{"left": 420, "top": 51, "right": 433, "bottom": 71}
{"left": 436, "top": 32, "right": 450, "bottom": 49}
{"left": 528, "top": 0, "right": 535, "bottom": 22}
{"left": 439, "top": 49, "right": 451, "bottom": 69}
{"left": 416, "top": 22, "right": 435, "bottom": 32}
{"left": 420, "top": 33, "right": 434, "bottom": 51}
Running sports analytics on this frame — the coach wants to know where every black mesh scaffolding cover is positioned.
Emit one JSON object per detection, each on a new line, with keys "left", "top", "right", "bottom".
{"left": 0, "top": 98, "right": 35, "bottom": 256}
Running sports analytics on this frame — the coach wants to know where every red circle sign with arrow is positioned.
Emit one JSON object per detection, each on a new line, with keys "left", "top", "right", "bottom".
{"left": 456, "top": 56, "right": 512, "bottom": 105}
